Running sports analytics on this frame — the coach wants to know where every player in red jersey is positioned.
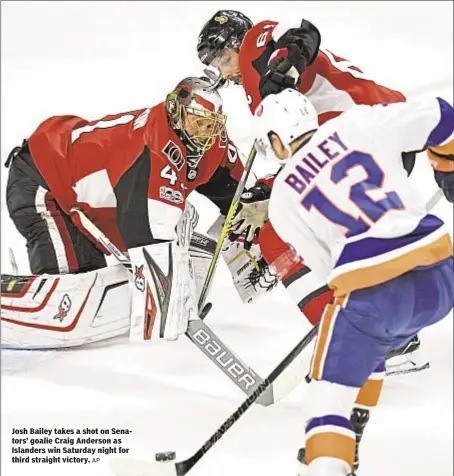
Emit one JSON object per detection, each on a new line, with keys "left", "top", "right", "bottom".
{"left": 3, "top": 77, "right": 243, "bottom": 345}
{"left": 197, "top": 12, "right": 424, "bottom": 470}
{"left": 197, "top": 10, "right": 416, "bottom": 326}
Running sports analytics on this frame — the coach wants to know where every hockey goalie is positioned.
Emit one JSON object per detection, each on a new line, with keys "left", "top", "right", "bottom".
{"left": 1, "top": 77, "right": 244, "bottom": 349}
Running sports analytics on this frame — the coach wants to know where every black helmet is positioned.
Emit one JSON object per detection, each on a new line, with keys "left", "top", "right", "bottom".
{"left": 197, "top": 10, "right": 253, "bottom": 66}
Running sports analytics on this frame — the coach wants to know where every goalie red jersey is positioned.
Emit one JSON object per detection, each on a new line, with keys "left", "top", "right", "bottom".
{"left": 27, "top": 99, "right": 242, "bottom": 253}
{"left": 6, "top": 77, "right": 243, "bottom": 276}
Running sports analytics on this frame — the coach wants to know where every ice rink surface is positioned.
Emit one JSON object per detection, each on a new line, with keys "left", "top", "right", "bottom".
{"left": 1, "top": 2, "right": 453, "bottom": 475}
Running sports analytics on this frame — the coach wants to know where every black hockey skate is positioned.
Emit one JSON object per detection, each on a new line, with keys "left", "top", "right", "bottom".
{"left": 387, "top": 334, "right": 421, "bottom": 359}
{"left": 350, "top": 406, "right": 370, "bottom": 471}
{"left": 386, "top": 335, "right": 430, "bottom": 376}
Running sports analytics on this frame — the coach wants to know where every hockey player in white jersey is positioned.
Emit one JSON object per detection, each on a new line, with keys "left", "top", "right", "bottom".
{"left": 253, "top": 88, "right": 454, "bottom": 475}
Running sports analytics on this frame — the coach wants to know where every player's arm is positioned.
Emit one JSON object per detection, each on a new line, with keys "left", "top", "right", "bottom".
{"left": 425, "top": 100, "right": 454, "bottom": 202}
{"left": 114, "top": 148, "right": 197, "bottom": 342}
{"left": 308, "top": 49, "right": 406, "bottom": 124}
{"left": 365, "top": 97, "right": 454, "bottom": 202}
{"left": 258, "top": 19, "right": 322, "bottom": 97}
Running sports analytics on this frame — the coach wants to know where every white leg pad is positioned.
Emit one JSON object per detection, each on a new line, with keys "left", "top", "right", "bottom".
{"left": 1, "top": 264, "right": 131, "bottom": 349}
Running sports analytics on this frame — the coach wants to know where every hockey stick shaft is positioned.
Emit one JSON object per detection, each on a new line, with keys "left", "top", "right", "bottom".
{"left": 197, "top": 143, "right": 257, "bottom": 314}
{"left": 110, "top": 327, "right": 318, "bottom": 476}
{"left": 70, "top": 207, "right": 274, "bottom": 405}
{"left": 181, "top": 326, "right": 319, "bottom": 475}
{"left": 173, "top": 189, "right": 446, "bottom": 474}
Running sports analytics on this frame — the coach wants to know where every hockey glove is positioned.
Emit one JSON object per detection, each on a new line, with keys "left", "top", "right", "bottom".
{"left": 434, "top": 170, "right": 454, "bottom": 202}
{"left": 259, "top": 44, "right": 306, "bottom": 97}
{"left": 259, "top": 20, "right": 321, "bottom": 98}
{"left": 228, "top": 181, "right": 272, "bottom": 250}
{"left": 429, "top": 147, "right": 454, "bottom": 203}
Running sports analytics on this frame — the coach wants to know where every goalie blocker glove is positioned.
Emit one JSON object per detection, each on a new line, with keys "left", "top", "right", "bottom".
{"left": 259, "top": 19, "right": 321, "bottom": 98}
{"left": 229, "top": 181, "right": 272, "bottom": 250}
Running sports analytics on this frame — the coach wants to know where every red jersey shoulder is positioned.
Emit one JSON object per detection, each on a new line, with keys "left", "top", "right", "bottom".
{"left": 71, "top": 107, "right": 151, "bottom": 144}
{"left": 239, "top": 20, "right": 277, "bottom": 63}
{"left": 298, "top": 47, "right": 406, "bottom": 106}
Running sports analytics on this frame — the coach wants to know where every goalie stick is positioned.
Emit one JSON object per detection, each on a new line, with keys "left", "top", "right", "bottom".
{"left": 109, "top": 325, "right": 319, "bottom": 476}
{"left": 71, "top": 206, "right": 277, "bottom": 406}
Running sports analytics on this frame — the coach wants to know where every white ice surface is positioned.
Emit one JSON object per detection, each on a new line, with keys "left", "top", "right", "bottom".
{"left": 1, "top": 2, "right": 453, "bottom": 476}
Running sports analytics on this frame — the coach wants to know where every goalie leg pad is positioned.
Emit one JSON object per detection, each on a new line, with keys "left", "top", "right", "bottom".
{"left": 128, "top": 240, "right": 198, "bottom": 342}
{"left": 1, "top": 265, "right": 131, "bottom": 349}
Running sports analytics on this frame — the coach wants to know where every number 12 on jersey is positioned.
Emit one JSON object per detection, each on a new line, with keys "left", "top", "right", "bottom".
{"left": 301, "top": 151, "right": 404, "bottom": 238}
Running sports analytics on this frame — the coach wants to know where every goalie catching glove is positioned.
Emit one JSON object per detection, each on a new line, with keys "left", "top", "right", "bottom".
{"left": 228, "top": 181, "right": 272, "bottom": 250}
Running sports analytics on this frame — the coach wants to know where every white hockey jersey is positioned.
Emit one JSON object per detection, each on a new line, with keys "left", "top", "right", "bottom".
{"left": 269, "top": 97, "right": 454, "bottom": 296}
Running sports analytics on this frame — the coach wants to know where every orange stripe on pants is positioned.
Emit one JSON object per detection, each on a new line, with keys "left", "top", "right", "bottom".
{"left": 310, "top": 295, "right": 347, "bottom": 380}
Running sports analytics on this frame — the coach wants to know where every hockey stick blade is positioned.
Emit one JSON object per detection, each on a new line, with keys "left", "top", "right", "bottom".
{"left": 110, "top": 325, "right": 319, "bottom": 476}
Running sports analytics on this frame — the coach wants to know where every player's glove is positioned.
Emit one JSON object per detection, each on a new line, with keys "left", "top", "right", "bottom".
{"left": 259, "top": 44, "right": 307, "bottom": 97}
{"left": 429, "top": 147, "right": 454, "bottom": 203}
{"left": 434, "top": 170, "right": 454, "bottom": 202}
{"left": 259, "top": 20, "right": 321, "bottom": 98}
{"left": 228, "top": 182, "right": 272, "bottom": 250}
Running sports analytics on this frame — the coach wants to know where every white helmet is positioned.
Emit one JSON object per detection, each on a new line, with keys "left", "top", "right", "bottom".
{"left": 254, "top": 88, "right": 318, "bottom": 163}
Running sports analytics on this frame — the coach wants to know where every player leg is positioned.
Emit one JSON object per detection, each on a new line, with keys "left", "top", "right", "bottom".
{"left": 299, "top": 261, "right": 454, "bottom": 475}
{"left": 299, "top": 293, "right": 388, "bottom": 476}
{"left": 6, "top": 142, "right": 107, "bottom": 275}
{"left": 260, "top": 220, "right": 424, "bottom": 374}
{"left": 298, "top": 359, "right": 385, "bottom": 472}
{"left": 259, "top": 220, "right": 333, "bottom": 325}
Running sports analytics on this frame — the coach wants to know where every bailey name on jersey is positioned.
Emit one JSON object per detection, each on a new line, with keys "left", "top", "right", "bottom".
{"left": 284, "top": 131, "right": 348, "bottom": 194}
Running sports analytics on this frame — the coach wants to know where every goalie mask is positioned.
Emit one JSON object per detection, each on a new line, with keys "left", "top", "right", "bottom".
{"left": 166, "top": 77, "right": 227, "bottom": 153}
